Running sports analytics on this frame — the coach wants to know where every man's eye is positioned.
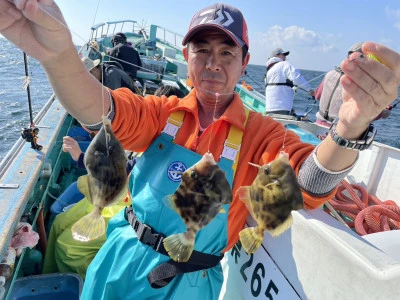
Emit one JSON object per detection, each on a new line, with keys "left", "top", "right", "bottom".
{"left": 193, "top": 48, "right": 208, "bottom": 53}
{"left": 222, "top": 51, "right": 233, "bottom": 56}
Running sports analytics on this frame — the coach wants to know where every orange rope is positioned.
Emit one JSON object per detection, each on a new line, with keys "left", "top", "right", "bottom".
{"left": 326, "top": 180, "right": 400, "bottom": 235}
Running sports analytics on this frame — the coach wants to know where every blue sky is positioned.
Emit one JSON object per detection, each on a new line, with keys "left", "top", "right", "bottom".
{"left": 40, "top": 1, "right": 400, "bottom": 71}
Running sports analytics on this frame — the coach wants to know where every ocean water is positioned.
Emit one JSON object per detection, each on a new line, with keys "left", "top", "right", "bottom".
{"left": 0, "top": 38, "right": 399, "bottom": 162}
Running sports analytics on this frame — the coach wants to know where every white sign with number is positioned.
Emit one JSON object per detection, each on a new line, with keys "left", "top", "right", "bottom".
{"left": 219, "top": 239, "right": 300, "bottom": 300}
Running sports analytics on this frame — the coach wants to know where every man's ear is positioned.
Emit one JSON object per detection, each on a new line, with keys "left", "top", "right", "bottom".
{"left": 183, "top": 47, "right": 188, "bottom": 62}
{"left": 241, "top": 52, "right": 250, "bottom": 76}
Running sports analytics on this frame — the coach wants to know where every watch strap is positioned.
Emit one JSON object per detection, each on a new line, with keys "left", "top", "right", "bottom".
{"left": 329, "top": 122, "right": 376, "bottom": 151}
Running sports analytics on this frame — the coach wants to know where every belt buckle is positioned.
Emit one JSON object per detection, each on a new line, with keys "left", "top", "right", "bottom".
{"left": 136, "top": 222, "right": 164, "bottom": 252}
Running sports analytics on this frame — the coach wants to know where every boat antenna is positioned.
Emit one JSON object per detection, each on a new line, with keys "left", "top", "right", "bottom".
{"left": 20, "top": 52, "right": 43, "bottom": 151}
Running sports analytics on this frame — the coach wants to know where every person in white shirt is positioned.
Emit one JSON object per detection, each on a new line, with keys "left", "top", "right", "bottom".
{"left": 264, "top": 48, "right": 315, "bottom": 115}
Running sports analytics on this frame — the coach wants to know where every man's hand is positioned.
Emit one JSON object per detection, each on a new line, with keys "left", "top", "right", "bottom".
{"left": 0, "top": 0, "right": 74, "bottom": 64}
{"left": 337, "top": 42, "right": 400, "bottom": 139}
{"left": 62, "top": 136, "right": 83, "bottom": 162}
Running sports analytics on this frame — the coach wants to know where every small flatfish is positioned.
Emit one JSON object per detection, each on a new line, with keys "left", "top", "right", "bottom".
{"left": 237, "top": 151, "right": 304, "bottom": 254}
{"left": 71, "top": 116, "right": 128, "bottom": 241}
{"left": 163, "top": 152, "right": 232, "bottom": 262}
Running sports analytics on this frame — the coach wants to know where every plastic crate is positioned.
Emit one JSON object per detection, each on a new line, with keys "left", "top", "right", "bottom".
{"left": 8, "top": 273, "right": 83, "bottom": 300}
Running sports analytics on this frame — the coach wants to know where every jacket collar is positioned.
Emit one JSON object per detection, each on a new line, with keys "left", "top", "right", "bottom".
{"left": 173, "top": 88, "right": 248, "bottom": 131}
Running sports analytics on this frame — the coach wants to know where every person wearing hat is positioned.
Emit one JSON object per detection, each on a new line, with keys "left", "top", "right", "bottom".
{"left": 315, "top": 42, "right": 390, "bottom": 127}
{"left": 265, "top": 47, "right": 315, "bottom": 115}
{"left": 81, "top": 56, "right": 136, "bottom": 92}
{"left": 2, "top": 1, "right": 400, "bottom": 299}
{"left": 107, "top": 32, "right": 142, "bottom": 82}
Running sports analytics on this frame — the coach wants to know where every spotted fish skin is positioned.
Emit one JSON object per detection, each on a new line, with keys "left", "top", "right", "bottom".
{"left": 71, "top": 117, "right": 128, "bottom": 242}
{"left": 238, "top": 151, "right": 304, "bottom": 254}
{"left": 163, "top": 153, "right": 232, "bottom": 262}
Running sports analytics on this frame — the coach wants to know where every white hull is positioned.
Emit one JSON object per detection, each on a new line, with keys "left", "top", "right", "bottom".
{"left": 220, "top": 141, "right": 400, "bottom": 300}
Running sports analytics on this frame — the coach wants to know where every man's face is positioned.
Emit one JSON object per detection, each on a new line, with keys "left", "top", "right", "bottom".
{"left": 184, "top": 29, "right": 249, "bottom": 104}
{"left": 278, "top": 53, "right": 287, "bottom": 61}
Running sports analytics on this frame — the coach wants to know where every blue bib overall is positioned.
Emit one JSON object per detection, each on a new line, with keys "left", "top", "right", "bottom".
{"left": 81, "top": 112, "right": 244, "bottom": 299}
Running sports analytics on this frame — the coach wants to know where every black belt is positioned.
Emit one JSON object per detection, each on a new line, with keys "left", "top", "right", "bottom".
{"left": 265, "top": 79, "right": 294, "bottom": 88}
{"left": 265, "top": 82, "right": 293, "bottom": 87}
{"left": 124, "top": 206, "right": 224, "bottom": 289}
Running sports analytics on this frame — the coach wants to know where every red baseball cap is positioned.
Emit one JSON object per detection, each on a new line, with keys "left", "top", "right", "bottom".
{"left": 182, "top": 3, "right": 249, "bottom": 48}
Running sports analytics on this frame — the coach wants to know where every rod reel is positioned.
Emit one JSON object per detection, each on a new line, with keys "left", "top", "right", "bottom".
{"left": 21, "top": 125, "right": 43, "bottom": 151}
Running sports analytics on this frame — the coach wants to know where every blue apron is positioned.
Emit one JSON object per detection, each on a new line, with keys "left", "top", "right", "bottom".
{"left": 81, "top": 128, "right": 236, "bottom": 299}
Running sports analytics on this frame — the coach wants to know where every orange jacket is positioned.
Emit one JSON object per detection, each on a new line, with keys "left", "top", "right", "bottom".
{"left": 110, "top": 88, "right": 336, "bottom": 251}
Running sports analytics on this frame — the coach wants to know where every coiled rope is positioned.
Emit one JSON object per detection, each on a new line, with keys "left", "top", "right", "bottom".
{"left": 326, "top": 180, "right": 400, "bottom": 235}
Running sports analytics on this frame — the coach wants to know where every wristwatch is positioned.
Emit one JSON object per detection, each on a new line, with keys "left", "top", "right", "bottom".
{"left": 329, "top": 120, "right": 376, "bottom": 151}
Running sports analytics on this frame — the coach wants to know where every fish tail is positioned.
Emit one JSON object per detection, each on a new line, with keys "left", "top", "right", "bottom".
{"left": 163, "top": 232, "right": 195, "bottom": 262}
{"left": 239, "top": 227, "right": 263, "bottom": 254}
{"left": 71, "top": 212, "right": 105, "bottom": 242}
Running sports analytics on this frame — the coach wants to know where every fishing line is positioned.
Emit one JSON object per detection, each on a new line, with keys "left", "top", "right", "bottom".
{"left": 242, "top": 71, "right": 265, "bottom": 91}
{"left": 207, "top": 92, "right": 219, "bottom": 152}
{"left": 195, "top": 87, "right": 236, "bottom": 152}
{"left": 91, "top": 0, "right": 102, "bottom": 30}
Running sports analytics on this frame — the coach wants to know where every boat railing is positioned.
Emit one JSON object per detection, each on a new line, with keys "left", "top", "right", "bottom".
{"left": 90, "top": 20, "right": 140, "bottom": 40}
{"left": 0, "top": 93, "right": 56, "bottom": 179}
{"left": 235, "top": 84, "right": 266, "bottom": 114}
{"left": 149, "top": 25, "right": 184, "bottom": 50}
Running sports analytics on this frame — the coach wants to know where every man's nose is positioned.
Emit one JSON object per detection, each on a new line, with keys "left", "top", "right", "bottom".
{"left": 206, "top": 53, "right": 221, "bottom": 71}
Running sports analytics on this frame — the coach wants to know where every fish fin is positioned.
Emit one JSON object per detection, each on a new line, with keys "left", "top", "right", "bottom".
{"left": 239, "top": 227, "right": 263, "bottom": 254}
{"left": 163, "top": 233, "right": 195, "bottom": 262}
{"left": 77, "top": 175, "right": 92, "bottom": 202}
{"left": 71, "top": 212, "right": 105, "bottom": 242}
{"left": 236, "top": 186, "right": 257, "bottom": 219}
{"left": 163, "top": 195, "right": 177, "bottom": 211}
{"left": 265, "top": 180, "right": 280, "bottom": 188}
{"left": 236, "top": 186, "right": 251, "bottom": 206}
{"left": 268, "top": 213, "right": 293, "bottom": 238}
{"left": 109, "top": 182, "right": 129, "bottom": 207}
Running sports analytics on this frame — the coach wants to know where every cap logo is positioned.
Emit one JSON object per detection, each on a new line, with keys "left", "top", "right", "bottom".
{"left": 199, "top": 8, "right": 234, "bottom": 27}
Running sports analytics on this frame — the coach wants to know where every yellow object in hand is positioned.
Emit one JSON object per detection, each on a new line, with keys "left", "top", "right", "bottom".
{"left": 367, "top": 54, "right": 382, "bottom": 63}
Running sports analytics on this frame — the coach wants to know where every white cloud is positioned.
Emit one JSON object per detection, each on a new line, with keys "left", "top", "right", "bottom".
{"left": 385, "top": 6, "right": 400, "bottom": 32}
{"left": 385, "top": 6, "right": 400, "bottom": 19}
{"left": 253, "top": 25, "right": 337, "bottom": 53}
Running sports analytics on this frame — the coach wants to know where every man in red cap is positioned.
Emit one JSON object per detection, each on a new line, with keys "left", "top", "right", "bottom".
{"left": 1, "top": 2, "right": 399, "bottom": 299}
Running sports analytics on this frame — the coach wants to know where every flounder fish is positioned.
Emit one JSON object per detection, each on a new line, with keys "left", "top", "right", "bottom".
{"left": 237, "top": 151, "right": 304, "bottom": 254}
{"left": 71, "top": 116, "right": 128, "bottom": 242}
{"left": 163, "top": 152, "right": 232, "bottom": 262}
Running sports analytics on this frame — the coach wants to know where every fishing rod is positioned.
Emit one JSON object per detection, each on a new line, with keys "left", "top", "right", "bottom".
{"left": 20, "top": 52, "right": 43, "bottom": 151}
{"left": 242, "top": 70, "right": 265, "bottom": 91}
{"left": 387, "top": 99, "right": 400, "bottom": 110}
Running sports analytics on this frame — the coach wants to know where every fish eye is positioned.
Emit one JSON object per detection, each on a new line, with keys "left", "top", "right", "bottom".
{"left": 263, "top": 165, "right": 271, "bottom": 175}
{"left": 190, "top": 171, "right": 198, "bottom": 179}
